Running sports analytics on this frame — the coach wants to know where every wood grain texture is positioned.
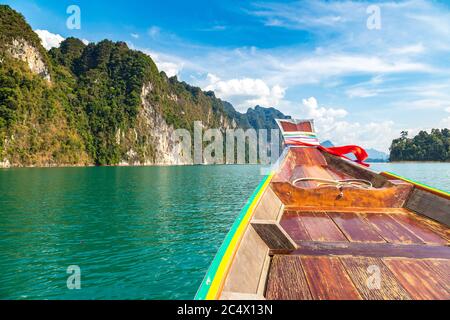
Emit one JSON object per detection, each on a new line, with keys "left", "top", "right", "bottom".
{"left": 401, "top": 212, "right": 450, "bottom": 241}
{"left": 265, "top": 255, "right": 313, "bottom": 300}
{"left": 279, "top": 212, "right": 311, "bottom": 241}
{"left": 390, "top": 213, "right": 447, "bottom": 245}
{"left": 300, "top": 256, "right": 362, "bottom": 300}
{"left": 340, "top": 257, "right": 411, "bottom": 300}
{"left": 252, "top": 222, "right": 296, "bottom": 250}
{"left": 297, "top": 212, "right": 348, "bottom": 242}
{"left": 276, "top": 241, "right": 450, "bottom": 259}
{"left": 325, "top": 166, "right": 355, "bottom": 181}
{"left": 383, "top": 258, "right": 450, "bottom": 300}
{"left": 284, "top": 207, "right": 410, "bottom": 213}
{"left": 253, "top": 187, "right": 283, "bottom": 221}
{"left": 329, "top": 212, "right": 386, "bottom": 243}
{"left": 222, "top": 225, "right": 268, "bottom": 294}
{"left": 291, "top": 164, "right": 336, "bottom": 188}
{"left": 422, "top": 259, "right": 450, "bottom": 292}
{"left": 365, "top": 213, "right": 423, "bottom": 244}
{"left": 320, "top": 151, "right": 392, "bottom": 188}
{"left": 406, "top": 188, "right": 450, "bottom": 227}
{"left": 272, "top": 181, "right": 411, "bottom": 208}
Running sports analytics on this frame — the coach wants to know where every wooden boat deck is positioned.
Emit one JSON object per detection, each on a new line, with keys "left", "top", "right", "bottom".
{"left": 266, "top": 208, "right": 450, "bottom": 300}
{"left": 280, "top": 208, "right": 449, "bottom": 245}
{"left": 266, "top": 255, "right": 449, "bottom": 300}
{"left": 196, "top": 138, "right": 450, "bottom": 301}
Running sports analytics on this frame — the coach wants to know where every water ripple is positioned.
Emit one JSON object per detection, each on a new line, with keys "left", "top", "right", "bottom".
{"left": 0, "top": 165, "right": 262, "bottom": 299}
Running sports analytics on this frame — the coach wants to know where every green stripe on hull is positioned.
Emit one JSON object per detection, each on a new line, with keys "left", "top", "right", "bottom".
{"left": 384, "top": 171, "right": 449, "bottom": 195}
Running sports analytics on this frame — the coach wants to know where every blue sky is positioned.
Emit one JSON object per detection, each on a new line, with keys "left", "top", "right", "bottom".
{"left": 3, "top": 0, "right": 450, "bottom": 151}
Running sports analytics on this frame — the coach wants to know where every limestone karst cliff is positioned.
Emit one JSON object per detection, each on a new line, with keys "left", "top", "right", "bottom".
{"left": 0, "top": 5, "right": 289, "bottom": 168}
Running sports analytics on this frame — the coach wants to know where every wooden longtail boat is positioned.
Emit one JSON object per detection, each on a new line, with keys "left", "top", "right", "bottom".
{"left": 195, "top": 119, "right": 450, "bottom": 300}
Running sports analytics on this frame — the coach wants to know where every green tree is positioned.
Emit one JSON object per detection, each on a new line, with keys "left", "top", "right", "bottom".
{"left": 389, "top": 129, "right": 450, "bottom": 161}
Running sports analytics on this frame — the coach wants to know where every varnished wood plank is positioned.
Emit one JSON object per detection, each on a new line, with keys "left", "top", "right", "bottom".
{"left": 415, "top": 215, "right": 450, "bottom": 241}
{"left": 279, "top": 212, "right": 311, "bottom": 241}
{"left": 285, "top": 207, "right": 410, "bottom": 214}
{"left": 340, "top": 257, "right": 411, "bottom": 300}
{"left": 400, "top": 210, "right": 449, "bottom": 242}
{"left": 329, "top": 212, "right": 386, "bottom": 243}
{"left": 390, "top": 213, "right": 447, "bottom": 245}
{"left": 265, "top": 255, "right": 312, "bottom": 300}
{"left": 422, "top": 259, "right": 450, "bottom": 292}
{"left": 252, "top": 223, "right": 296, "bottom": 250}
{"left": 365, "top": 213, "right": 423, "bottom": 244}
{"left": 383, "top": 258, "right": 450, "bottom": 300}
{"left": 291, "top": 166, "right": 314, "bottom": 188}
{"left": 272, "top": 181, "right": 412, "bottom": 208}
{"left": 301, "top": 256, "right": 361, "bottom": 300}
{"left": 298, "top": 212, "right": 348, "bottom": 242}
{"left": 325, "top": 166, "right": 354, "bottom": 181}
{"left": 272, "top": 241, "right": 450, "bottom": 259}
{"left": 320, "top": 151, "right": 391, "bottom": 188}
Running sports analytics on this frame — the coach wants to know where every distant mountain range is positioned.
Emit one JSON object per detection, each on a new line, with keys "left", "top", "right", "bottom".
{"left": 320, "top": 140, "right": 389, "bottom": 162}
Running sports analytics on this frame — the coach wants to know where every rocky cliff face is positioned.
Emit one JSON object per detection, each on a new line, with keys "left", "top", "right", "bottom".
{"left": 117, "top": 83, "right": 193, "bottom": 165}
{"left": 7, "top": 39, "right": 50, "bottom": 81}
{"left": 0, "top": 5, "right": 290, "bottom": 168}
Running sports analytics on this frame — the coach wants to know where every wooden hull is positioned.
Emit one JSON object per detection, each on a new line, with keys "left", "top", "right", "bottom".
{"left": 195, "top": 147, "right": 450, "bottom": 300}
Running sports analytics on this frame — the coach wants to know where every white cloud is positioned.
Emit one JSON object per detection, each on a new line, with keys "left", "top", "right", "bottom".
{"left": 34, "top": 29, "right": 64, "bottom": 50}
{"left": 131, "top": 33, "right": 139, "bottom": 39}
{"left": 445, "top": 107, "right": 450, "bottom": 113}
{"left": 441, "top": 116, "right": 450, "bottom": 128}
{"left": 204, "top": 74, "right": 285, "bottom": 111}
{"left": 297, "top": 97, "right": 395, "bottom": 152}
{"left": 284, "top": 55, "right": 432, "bottom": 82}
{"left": 389, "top": 43, "right": 425, "bottom": 55}
{"left": 301, "top": 97, "right": 347, "bottom": 121}
{"left": 141, "top": 49, "right": 184, "bottom": 77}
{"left": 192, "top": 47, "right": 435, "bottom": 90}
{"left": 152, "top": 57, "right": 181, "bottom": 78}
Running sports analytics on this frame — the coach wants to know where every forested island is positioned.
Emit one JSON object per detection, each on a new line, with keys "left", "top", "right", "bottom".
{"left": 0, "top": 5, "right": 288, "bottom": 168}
{"left": 389, "top": 129, "right": 450, "bottom": 162}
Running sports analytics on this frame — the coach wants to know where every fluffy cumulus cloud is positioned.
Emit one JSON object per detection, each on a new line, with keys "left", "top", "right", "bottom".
{"left": 299, "top": 97, "right": 396, "bottom": 152}
{"left": 34, "top": 29, "right": 65, "bottom": 50}
{"left": 154, "top": 59, "right": 181, "bottom": 78}
{"left": 204, "top": 73, "right": 285, "bottom": 111}
{"left": 300, "top": 97, "right": 347, "bottom": 123}
{"left": 140, "top": 49, "right": 184, "bottom": 78}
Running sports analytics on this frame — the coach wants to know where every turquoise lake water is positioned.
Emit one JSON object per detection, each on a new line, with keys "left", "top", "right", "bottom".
{"left": 369, "top": 162, "right": 449, "bottom": 192}
{"left": 0, "top": 162, "right": 448, "bottom": 299}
